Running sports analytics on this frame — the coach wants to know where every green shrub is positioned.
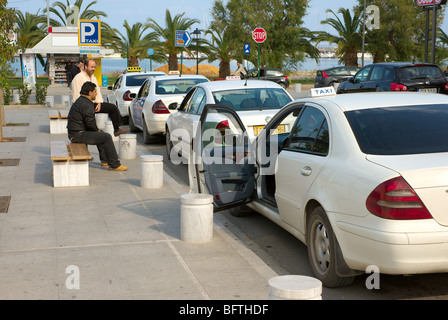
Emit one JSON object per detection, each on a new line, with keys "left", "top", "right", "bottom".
{"left": 35, "top": 84, "right": 48, "bottom": 104}
{"left": 17, "top": 83, "right": 32, "bottom": 105}
{"left": 3, "top": 85, "right": 12, "bottom": 105}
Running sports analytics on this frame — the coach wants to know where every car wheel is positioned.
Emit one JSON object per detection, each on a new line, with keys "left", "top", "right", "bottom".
{"left": 165, "top": 127, "right": 173, "bottom": 160}
{"left": 142, "top": 118, "right": 157, "bottom": 144}
{"left": 279, "top": 82, "right": 287, "bottom": 89}
{"left": 306, "top": 206, "right": 355, "bottom": 288}
{"left": 128, "top": 109, "right": 139, "bottom": 133}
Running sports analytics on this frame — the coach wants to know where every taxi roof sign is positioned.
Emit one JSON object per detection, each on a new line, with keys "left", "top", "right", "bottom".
{"left": 127, "top": 66, "right": 142, "bottom": 73}
{"left": 310, "top": 87, "right": 336, "bottom": 97}
{"left": 226, "top": 76, "right": 241, "bottom": 81}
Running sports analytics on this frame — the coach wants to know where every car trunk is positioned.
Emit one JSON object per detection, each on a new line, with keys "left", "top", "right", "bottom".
{"left": 367, "top": 154, "right": 448, "bottom": 226}
{"left": 397, "top": 65, "right": 447, "bottom": 93}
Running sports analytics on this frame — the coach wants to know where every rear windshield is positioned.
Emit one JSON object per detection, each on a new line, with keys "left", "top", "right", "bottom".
{"left": 398, "top": 66, "right": 445, "bottom": 81}
{"left": 125, "top": 75, "right": 150, "bottom": 87}
{"left": 212, "top": 88, "right": 292, "bottom": 111}
{"left": 156, "top": 79, "right": 209, "bottom": 95}
{"left": 345, "top": 104, "right": 448, "bottom": 155}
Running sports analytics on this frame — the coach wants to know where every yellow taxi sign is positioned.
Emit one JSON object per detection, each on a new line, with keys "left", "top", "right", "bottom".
{"left": 310, "top": 87, "right": 336, "bottom": 97}
{"left": 127, "top": 66, "right": 142, "bottom": 73}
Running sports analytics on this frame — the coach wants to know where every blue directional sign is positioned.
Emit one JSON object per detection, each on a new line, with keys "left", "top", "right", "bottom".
{"left": 78, "top": 19, "right": 101, "bottom": 46}
{"left": 147, "top": 48, "right": 155, "bottom": 56}
{"left": 244, "top": 43, "right": 250, "bottom": 54}
{"left": 175, "top": 30, "right": 192, "bottom": 47}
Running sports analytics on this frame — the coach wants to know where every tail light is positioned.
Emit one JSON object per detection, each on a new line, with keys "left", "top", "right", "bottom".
{"left": 284, "top": 75, "right": 289, "bottom": 81}
{"left": 123, "top": 90, "right": 133, "bottom": 101}
{"left": 366, "top": 177, "right": 432, "bottom": 220}
{"left": 152, "top": 100, "right": 170, "bottom": 114}
{"left": 390, "top": 83, "right": 408, "bottom": 91}
{"left": 444, "top": 83, "right": 448, "bottom": 90}
{"left": 322, "top": 71, "right": 328, "bottom": 78}
{"left": 215, "top": 120, "right": 229, "bottom": 144}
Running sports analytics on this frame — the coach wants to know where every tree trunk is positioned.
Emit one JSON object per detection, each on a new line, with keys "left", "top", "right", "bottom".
{"left": 128, "top": 57, "right": 139, "bottom": 67}
{"left": 219, "top": 60, "right": 231, "bottom": 78}
{"left": 344, "top": 49, "right": 359, "bottom": 67}
{"left": 168, "top": 54, "right": 178, "bottom": 71}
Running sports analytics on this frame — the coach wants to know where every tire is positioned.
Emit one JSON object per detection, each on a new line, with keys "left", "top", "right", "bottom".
{"left": 306, "top": 206, "right": 355, "bottom": 288}
{"left": 128, "top": 109, "right": 139, "bottom": 132}
{"left": 279, "top": 82, "right": 287, "bottom": 89}
{"left": 165, "top": 127, "right": 173, "bottom": 160}
{"left": 142, "top": 118, "right": 157, "bottom": 144}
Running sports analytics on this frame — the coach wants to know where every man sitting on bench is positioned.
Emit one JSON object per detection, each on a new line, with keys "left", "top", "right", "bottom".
{"left": 71, "top": 58, "right": 129, "bottom": 137}
{"left": 67, "top": 81, "right": 128, "bottom": 171}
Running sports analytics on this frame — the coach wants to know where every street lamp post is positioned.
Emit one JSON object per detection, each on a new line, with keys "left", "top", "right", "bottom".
{"left": 361, "top": 0, "right": 366, "bottom": 67}
{"left": 192, "top": 28, "right": 202, "bottom": 75}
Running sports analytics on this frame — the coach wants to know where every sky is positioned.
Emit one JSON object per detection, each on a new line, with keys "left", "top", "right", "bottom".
{"left": 6, "top": 0, "right": 448, "bottom": 45}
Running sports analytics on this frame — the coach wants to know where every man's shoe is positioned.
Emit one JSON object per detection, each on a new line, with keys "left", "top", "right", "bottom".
{"left": 114, "top": 128, "right": 130, "bottom": 137}
{"left": 101, "top": 163, "right": 108, "bottom": 167}
{"left": 110, "top": 165, "right": 128, "bottom": 171}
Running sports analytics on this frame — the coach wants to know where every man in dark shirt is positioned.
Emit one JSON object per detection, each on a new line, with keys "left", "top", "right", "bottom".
{"left": 68, "top": 60, "right": 83, "bottom": 88}
{"left": 67, "top": 81, "right": 128, "bottom": 171}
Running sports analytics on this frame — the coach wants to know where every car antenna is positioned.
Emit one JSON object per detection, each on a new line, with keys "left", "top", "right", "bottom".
{"left": 244, "top": 75, "right": 248, "bottom": 87}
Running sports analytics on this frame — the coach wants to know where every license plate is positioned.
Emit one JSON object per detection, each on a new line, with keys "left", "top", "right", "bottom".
{"left": 253, "top": 124, "right": 285, "bottom": 135}
{"left": 418, "top": 88, "right": 437, "bottom": 93}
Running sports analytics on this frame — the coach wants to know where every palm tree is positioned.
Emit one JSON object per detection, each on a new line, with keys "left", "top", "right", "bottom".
{"left": 15, "top": 10, "right": 47, "bottom": 52}
{"left": 317, "top": 8, "right": 363, "bottom": 66}
{"left": 205, "top": 25, "right": 233, "bottom": 78}
{"left": 146, "top": 9, "right": 199, "bottom": 71}
{"left": 46, "top": 0, "right": 108, "bottom": 27}
{"left": 103, "top": 21, "right": 159, "bottom": 68}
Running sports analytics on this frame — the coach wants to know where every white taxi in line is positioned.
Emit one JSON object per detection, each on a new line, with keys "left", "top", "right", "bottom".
{"left": 189, "top": 87, "right": 448, "bottom": 287}
{"left": 106, "top": 67, "right": 165, "bottom": 117}
{"left": 165, "top": 79, "right": 292, "bottom": 160}
{"left": 129, "top": 74, "right": 209, "bottom": 144}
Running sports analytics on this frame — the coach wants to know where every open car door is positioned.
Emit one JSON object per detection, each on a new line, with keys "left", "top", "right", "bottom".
{"left": 189, "top": 105, "right": 255, "bottom": 212}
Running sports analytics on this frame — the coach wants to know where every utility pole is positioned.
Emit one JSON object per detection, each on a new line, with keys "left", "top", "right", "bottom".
{"left": 47, "top": 0, "right": 50, "bottom": 31}
{"left": 361, "top": 0, "right": 366, "bottom": 67}
{"left": 431, "top": 1, "right": 437, "bottom": 64}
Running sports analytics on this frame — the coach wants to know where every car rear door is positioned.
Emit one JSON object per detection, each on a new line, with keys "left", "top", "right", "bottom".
{"left": 343, "top": 66, "right": 373, "bottom": 93}
{"left": 189, "top": 105, "right": 255, "bottom": 212}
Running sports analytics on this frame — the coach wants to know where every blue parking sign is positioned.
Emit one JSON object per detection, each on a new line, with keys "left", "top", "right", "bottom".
{"left": 244, "top": 43, "right": 250, "bottom": 54}
{"left": 78, "top": 20, "right": 101, "bottom": 46}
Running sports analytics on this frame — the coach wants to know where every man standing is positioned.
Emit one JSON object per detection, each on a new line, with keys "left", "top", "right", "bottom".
{"left": 67, "top": 81, "right": 128, "bottom": 171}
{"left": 71, "top": 59, "right": 129, "bottom": 136}
{"left": 68, "top": 59, "right": 83, "bottom": 88}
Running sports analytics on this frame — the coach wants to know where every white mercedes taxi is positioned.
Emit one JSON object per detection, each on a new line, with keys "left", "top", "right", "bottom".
{"left": 189, "top": 87, "right": 448, "bottom": 287}
{"left": 165, "top": 79, "right": 292, "bottom": 161}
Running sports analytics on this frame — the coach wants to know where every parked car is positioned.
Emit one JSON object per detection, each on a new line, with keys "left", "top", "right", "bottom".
{"left": 106, "top": 68, "right": 165, "bottom": 117}
{"left": 337, "top": 62, "right": 448, "bottom": 94}
{"left": 165, "top": 79, "right": 293, "bottom": 161}
{"left": 128, "top": 74, "right": 209, "bottom": 144}
{"left": 245, "top": 67, "right": 290, "bottom": 89}
{"left": 189, "top": 90, "right": 448, "bottom": 287}
{"left": 314, "top": 66, "right": 360, "bottom": 88}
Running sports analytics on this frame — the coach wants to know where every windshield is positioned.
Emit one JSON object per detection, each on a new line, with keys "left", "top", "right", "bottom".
{"left": 345, "top": 104, "right": 448, "bottom": 155}
{"left": 156, "top": 79, "right": 208, "bottom": 95}
{"left": 398, "top": 66, "right": 445, "bottom": 81}
{"left": 212, "top": 88, "right": 292, "bottom": 111}
{"left": 125, "top": 75, "right": 151, "bottom": 87}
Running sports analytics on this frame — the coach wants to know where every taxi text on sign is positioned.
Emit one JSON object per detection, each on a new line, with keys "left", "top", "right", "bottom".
{"left": 252, "top": 28, "right": 267, "bottom": 43}
{"left": 78, "top": 19, "right": 101, "bottom": 46}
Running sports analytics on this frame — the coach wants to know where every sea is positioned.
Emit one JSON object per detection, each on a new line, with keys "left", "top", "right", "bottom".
{"left": 10, "top": 57, "right": 373, "bottom": 77}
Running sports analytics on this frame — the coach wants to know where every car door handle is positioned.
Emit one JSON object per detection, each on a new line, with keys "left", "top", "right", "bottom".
{"left": 301, "top": 166, "right": 312, "bottom": 176}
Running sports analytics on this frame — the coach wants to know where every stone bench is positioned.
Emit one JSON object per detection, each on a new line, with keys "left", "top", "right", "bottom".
{"left": 48, "top": 109, "right": 69, "bottom": 134}
{"left": 50, "top": 140, "right": 92, "bottom": 187}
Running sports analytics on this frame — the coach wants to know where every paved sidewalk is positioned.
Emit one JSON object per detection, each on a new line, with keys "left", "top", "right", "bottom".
{"left": 0, "top": 105, "right": 278, "bottom": 300}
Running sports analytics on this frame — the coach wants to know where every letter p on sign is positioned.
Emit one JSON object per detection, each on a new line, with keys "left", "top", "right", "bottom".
{"left": 78, "top": 19, "right": 101, "bottom": 46}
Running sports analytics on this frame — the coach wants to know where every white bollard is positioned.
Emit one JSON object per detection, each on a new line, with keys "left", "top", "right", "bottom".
{"left": 294, "top": 83, "right": 302, "bottom": 93}
{"left": 268, "top": 275, "right": 322, "bottom": 300}
{"left": 119, "top": 134, "right": 137, "bottom": 159}
{"left": 180, "top": 193, "right": 214, "bottom": 243}
{"left": 104, "top": 120, "right": 118, "bottom": 142}
{"left": 96, "top": 113, "right": 109, "bottom": 130}
{"left": 62, "top": 95, "right": 71, "bottom": 107}
{"left": 140, "top": 155, "right": 164, "bottom": 189}
{"left": 45, "top": 95, "right": 54, "bottom": 108}
{"left": 13, "top": 92, "right": 20, "bottom": 104}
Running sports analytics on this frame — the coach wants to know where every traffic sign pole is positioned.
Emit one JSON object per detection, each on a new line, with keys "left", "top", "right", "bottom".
{"left": 252, "top": 28, "right": 267, "bottom": 80}
{"left": 258, "top": 44, "right": 261, "bottom": 80}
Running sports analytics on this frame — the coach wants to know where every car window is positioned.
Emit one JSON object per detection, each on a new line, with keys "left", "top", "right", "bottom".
{"left": 212, "top": 88, "right": 292, "bottom": 111}
{"left": 285, "top": 106, "right": 329, "bottom": 156}
{"left": 345, "top": 104, "right": 448, "bottom": 155}
{"left": 137, "top": 80, "right": 147, "bottom": 98}
{"left": 328, "top": 67, "right": 348, "bottom": 76}
{"left": 398, "top": 66, "right": 445, "bottom": 81}
{"left": 370, "top": 66, "right": 385, "bottom": 81}
{"left": 348, "top": 67, "right": 360, "bottom": 75}
{"left": 141, "top": 80, "right": 151, "bottom": 98}
{"left": 354, "top": 66, "right": 372, "bottom": 83}
{"left": 125, "top": 74, "right": 150, "bottom": 87}
{"left": 113, "top": 76, "right": 122, "bottom": 90}
{"left": 266, "top": 70, "right": 283, "bottom": 76}
{"left": 186, "top": 88, "right": 206, "bottom": 114}
{"left": 155, "top": 78, "right": 208, "bottom": 95}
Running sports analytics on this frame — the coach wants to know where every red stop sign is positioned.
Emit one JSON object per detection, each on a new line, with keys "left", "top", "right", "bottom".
{"left": 252, "top": 28, "right": 267, "bottom": 43}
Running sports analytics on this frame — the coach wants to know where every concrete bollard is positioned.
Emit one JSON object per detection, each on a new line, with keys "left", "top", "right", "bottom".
{"left": 13, "top": 92, "right": 20, "bottom": 104}
{"left": 96, "top": 113, "right": 109, "bottom": 130}
{"left": 104, "top": 120, "right": 118, "bottom": 142}
{"left": 119, "top": 134, "right": 137, "bottom": 159}
{"left": 140, "top": 155, "right": 164, "bottom": 189}
{"left": 268, "top": 275, "right": 322, "bottom": 300}
{"left": 62, "top": 95, "right": 71, "bottom": 107}
{"left": 45, "top": 95, "right": 54, "bottom": 108}
{"left": 180, "top": 193, "right": 214, "bottom": 243}
{"left": 294, "top": 83, "right": 302, "bottom": 93}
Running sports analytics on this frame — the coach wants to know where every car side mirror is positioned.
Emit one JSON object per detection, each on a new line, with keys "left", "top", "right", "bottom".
{"left": 107, "top": 86, "right": 113, "bottom": 90}
{"left": 168, "top": 102, "right": 178, "bottom": 110}
{"left": 348, "top": 77, "right": 354, "bottom": 83}
{"left": 129, "top": 93, "right": 137, "bottom": 99}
